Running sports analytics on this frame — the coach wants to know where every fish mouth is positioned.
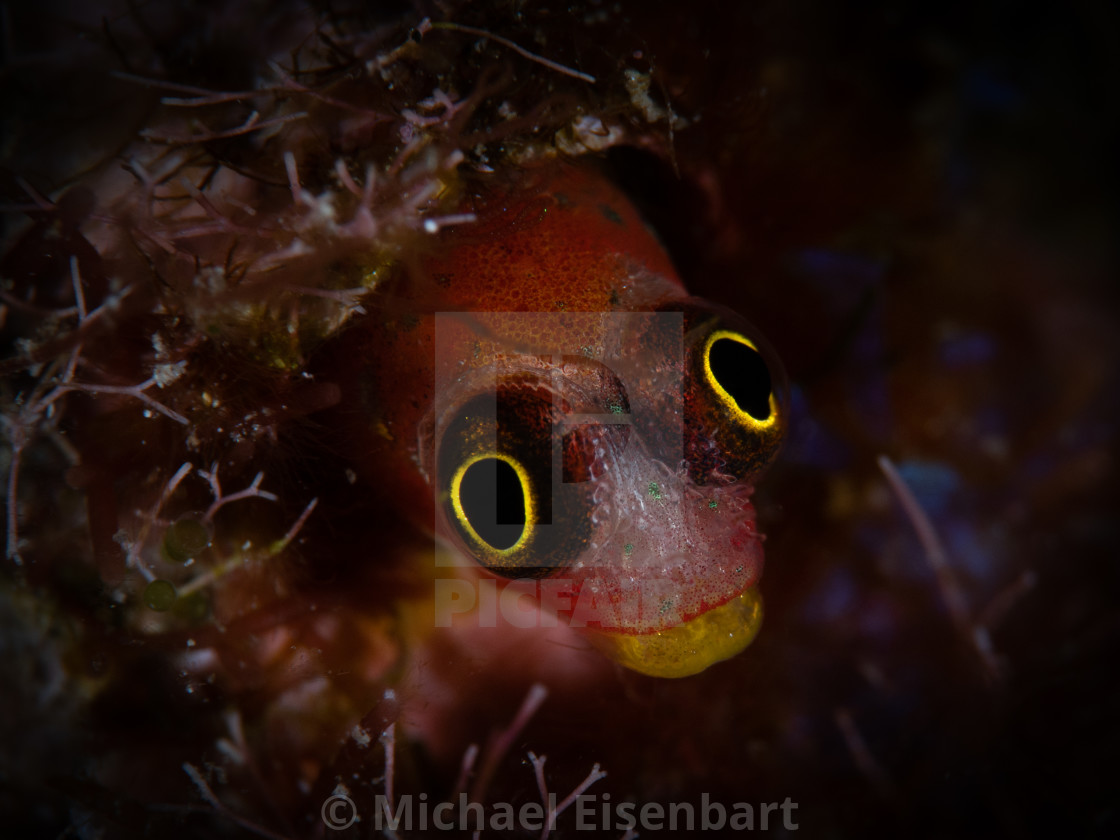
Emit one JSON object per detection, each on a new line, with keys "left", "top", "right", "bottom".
{"left": 585, "top": 586, "right": 764, "bottom": 678}
{"left": 561, "top": 473, "right": 767, "bottom": 677}
{"left": 567, "top": 476, "right": 765, "bottom": 623}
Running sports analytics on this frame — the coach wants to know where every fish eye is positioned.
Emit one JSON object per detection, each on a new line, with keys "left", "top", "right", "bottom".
{"left": 654, "top": 302, "right": 788, "bottom": 483}
{"left": 450, "top": 454, "right": 534, "bottom": 554}
{"left": 702, "top": 329, "right": 779, "bottom": 430}
{"left": 436, "top": 387, "right": 594, "bottom": 578}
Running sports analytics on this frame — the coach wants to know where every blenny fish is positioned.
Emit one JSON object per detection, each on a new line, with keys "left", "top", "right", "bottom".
{"left": 329, "top": 161, "right": 787, "bottom": 677}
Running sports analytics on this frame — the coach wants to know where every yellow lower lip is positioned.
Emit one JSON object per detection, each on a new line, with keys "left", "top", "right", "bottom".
{"left": 587, "top": 587, "right": 764, "bottom": 678}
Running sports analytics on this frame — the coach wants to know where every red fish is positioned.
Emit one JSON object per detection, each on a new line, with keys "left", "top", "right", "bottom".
{"left": 333, "top": 162, "right": 788, "bottom": 676}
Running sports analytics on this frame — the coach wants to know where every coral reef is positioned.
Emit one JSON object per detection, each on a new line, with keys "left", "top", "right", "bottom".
{"left": 2, "top": 1, "right": 1117, "bottom": 837}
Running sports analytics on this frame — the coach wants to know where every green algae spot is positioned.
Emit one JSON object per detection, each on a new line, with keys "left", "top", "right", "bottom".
{"left": 163, "top": 516, "right": 212, "bottom": 564}
{"left": 172, "top": 590, "right": 211, "bottom": 622}
{"left": 144, "top": 579, "right": 177, "bottom": 612}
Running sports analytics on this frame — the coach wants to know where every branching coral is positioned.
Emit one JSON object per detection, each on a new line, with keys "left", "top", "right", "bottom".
{"left": 1, "top": 1, "right": 672, "bottom": 835}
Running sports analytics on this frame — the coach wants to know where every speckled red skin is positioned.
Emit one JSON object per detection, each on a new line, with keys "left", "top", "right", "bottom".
{"left": 335, "top": 162, "right": 683, "bottom": 526}
{"left": 330, "top": 161, "right": 766, "bottom": 634}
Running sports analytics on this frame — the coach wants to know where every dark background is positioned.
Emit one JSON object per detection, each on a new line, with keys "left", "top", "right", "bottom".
{"left": 2, "top": 1, "right": 1118, "bottom": 837}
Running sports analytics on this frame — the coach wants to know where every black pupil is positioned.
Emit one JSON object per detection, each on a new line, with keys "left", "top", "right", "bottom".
{"left": 708, "top": 337, "right": 772, "bottom": 421}
{"left": 459, "top": 458, "right": 526, "bottom": 550}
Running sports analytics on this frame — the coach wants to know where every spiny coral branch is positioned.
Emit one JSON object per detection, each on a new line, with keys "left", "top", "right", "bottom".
{"left": 527, "top": 750, "right": 608, "bottom": 840}
{"left": 424, "top": 19, "right": 597, "bottom": 84}
{"left": 451, "top": 743, "right": 480, "bottom": 799}
{"left": 271, "top": 497, "right": 318, "bottom": 555}
{"left": 140, "top": 110, "right": 308, "bottom": 145}
{"left": 182, "top": 763, "right": 291, "bottom": 840}
{"left": 174, "top": 496, "right": 316, "bottom": 598}
{"left": 69, "top": 256, "right": 87, "bottom": 321}
{"left": 877, "top": 454, "right": 1003, "bottom": 680}
{"left": 835, "top": 708, "right": 893, "bottom": 799}
{"left": 198, "top": 464, "right": 279, "bottom": 523}
{"left": 4, "top": 423, "right": 27, "bottom": 564}
{"left": 57, "top": 378, "right": 190, "bottom": 425}
{"left": 382, "top": 721, "right": 396, "bottom": 808}
{"left": 470, "top": 681, "right": 549, "bottom": 802}
{"left": 125, "top": 462, "right": 193, "bottom": 581}
{"left": 979, "top": 569, "right": 1037, "bottom": 630}
{"left": 3, "top": 264, "right": 150, "bottom": 564}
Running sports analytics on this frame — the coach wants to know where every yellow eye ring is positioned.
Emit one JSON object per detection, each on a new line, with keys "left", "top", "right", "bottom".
{"left": 449, "top": 453, "right": 536, "bottom": 555}
{"left": 702, "top": 329, "right": 780, "bottom": 432}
